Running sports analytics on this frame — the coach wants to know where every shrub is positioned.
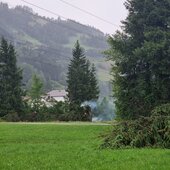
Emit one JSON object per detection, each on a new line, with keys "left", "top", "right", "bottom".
{"left": 2, "top": 112, "right": 20, "bottom": 122}
{"left": 20, "top": 101, "right": 81, "bottom": 122}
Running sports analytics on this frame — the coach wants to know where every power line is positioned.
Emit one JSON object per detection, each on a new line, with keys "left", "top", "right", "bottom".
{"left": 0, "top": 14, "right": 100, "bottom": 61}
{"left": 21, "top": 0, "right": 67, "bottom": 20}
{"left": 21, "top": 0, "right": 118, "bottom": 31}
{"left": 20, "top": 0, "right": 108, "bottom": 40}
{"left": 57, "top": 0, "right": 119, "bottom": 27}
{"left": 0, "top": 2, "right": 107, "bottom": 81}
{"left": 4, "top": 1, "right": 108, "bottom": 50}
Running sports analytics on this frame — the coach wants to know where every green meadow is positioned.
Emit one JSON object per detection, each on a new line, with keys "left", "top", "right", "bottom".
{"left": 0, "top": 123, "right": 169, "bottom": 170}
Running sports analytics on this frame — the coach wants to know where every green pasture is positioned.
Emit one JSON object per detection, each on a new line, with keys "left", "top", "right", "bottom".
{"left": 0, "top": 123, "right": 169, "bottom": 170}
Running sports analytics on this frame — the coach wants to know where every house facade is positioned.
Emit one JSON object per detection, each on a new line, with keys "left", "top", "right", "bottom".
{"left": 46, "top": 90, "right": 67, "bottom": 102}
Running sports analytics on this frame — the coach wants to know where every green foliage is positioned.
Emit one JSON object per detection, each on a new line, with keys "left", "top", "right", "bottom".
{"left": 66, "top": 41, "right": 99, "bottom": 120}
{"left": 101, "top": 114, "right": 170, "bottom": 149}
{"left": 0, "top": 38, "right": 24, "bottom": 117}
{"left": 21, "top": 100, "right": 82, "bottom": 122}
{"left": 29, "top": 74, "right": 43, "bottom": 99}
{"left": 106, "top": 0, "right": 170, "bottom": 119}
{"left": 67, "top": 41, "right": 99, "bottom": 105}
{"left": 0, "top": 3, "right": 108, "bottom": 92}
{"left": 26, "top": 74, "right": 44, "bottom": 115}
{"left": 68, "top": 103, "right": 93, "bottom": 121}
{"left": 151, "top": 103, "right": 170, "bottom": 116}
{"left": 89, "top": 64, "right": 99, "bottom": 99}
{"left": 2, "top": 113, "right": 20, "bottom": 122}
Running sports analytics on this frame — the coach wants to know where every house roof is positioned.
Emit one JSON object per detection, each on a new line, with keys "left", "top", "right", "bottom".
{"left": 47, "top": 90, "right": 67, "bottom": 97}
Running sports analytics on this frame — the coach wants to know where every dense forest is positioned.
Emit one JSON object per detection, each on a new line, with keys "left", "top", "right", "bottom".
{"left": 0, "top": 3, "right": 111, "bottom": 95}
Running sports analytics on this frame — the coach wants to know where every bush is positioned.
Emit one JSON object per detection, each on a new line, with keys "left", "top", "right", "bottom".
{"left": 0, "top": 117, "right": 5, "bottom": 122}
{"left": 3, "top": 100, "right": 94, "bottom": 122}
{"left": 101, "top": 112, "right": 170, "bottom": 149}
{"left": 21, "top": 102, "right": 62, "bottom": 122}
{"left": 20, "top": 101, "right": 84, "bottom": 122}
{"left": 2, "top": 113, "right": 20, "bottom": 122}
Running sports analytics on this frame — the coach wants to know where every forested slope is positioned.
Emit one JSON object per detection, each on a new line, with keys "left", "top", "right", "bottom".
{"left": 0, "top": 3, "right": 111, "bottom": 94}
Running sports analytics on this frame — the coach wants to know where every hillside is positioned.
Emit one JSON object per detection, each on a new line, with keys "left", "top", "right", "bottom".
{"left": 0, "top": 3, "right": 111, "bottom": 95}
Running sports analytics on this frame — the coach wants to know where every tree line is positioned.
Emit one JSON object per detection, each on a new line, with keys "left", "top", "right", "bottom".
{"left": 0, "top": 38, "right": 99, "bottom": 121}
{"left": 0, "top": 2, "right": 107, "bottom": 92}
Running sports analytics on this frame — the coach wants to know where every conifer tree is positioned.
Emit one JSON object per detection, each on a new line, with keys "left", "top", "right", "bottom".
{"left": 0, "top": 38, "right": 23, "bottom": 117}
{"left": 106, "top": 0, "right": 170, "bottom": 119}
{"left": 66, "top": 41, "right": 99, "bottom": 105}
{"left": 89, "top": 64, "right": 99, "bottom": 100}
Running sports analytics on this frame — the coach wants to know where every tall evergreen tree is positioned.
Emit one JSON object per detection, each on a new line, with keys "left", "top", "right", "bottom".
{"left": 66, "top": 41, "right": 99, "bottom": 105}
{"left": 0, "top": 38, "right": 23, "bottom": 117}
{"left": 106, "top": 0, "right": 170, "bottom": 119}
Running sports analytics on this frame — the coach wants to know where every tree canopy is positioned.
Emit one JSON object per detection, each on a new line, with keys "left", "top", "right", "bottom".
{"left": 106, "top": 0, "right": 170, "bottom": 119}
{"left": 29, "top": 74, "right": 43, "bottom": 100}
{"left": 66, "top": 40, "right": 99, "bottom": 105}
{"left": 0, "top": 38, "right": 23, "bottom": 117}
{"left": 0, "top": 3, "right": 108, "bottom": 92}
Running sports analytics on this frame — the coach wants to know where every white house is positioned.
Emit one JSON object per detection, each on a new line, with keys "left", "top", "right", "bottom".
{"left": 46, "top": 90, "right": 67, "bottom": 102}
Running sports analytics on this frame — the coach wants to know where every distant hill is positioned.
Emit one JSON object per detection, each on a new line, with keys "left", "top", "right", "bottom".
{"left": 0, "top": 3, "right": 111, "bottom": 95}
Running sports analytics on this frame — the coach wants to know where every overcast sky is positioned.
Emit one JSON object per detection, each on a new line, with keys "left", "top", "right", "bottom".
{"left": 1, "top": 0, "right": 127, "bottom": 34}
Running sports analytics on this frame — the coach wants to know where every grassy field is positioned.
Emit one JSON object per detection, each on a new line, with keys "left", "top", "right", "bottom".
{"left": 0, "top": 123, "right": 169, "bottom": 170}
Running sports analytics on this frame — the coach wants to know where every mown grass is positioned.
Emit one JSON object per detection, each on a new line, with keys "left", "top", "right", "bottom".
{"left": 0, "top": 123, "right": 169, "bottom": 170}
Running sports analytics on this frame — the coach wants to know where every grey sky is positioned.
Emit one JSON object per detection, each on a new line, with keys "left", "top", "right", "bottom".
{"left": 1, "top": 0, "right": 127, "bottom": 34}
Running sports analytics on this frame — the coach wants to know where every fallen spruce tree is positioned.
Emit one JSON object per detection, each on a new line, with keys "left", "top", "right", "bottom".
{"left": 101, "top": 104, "right": 170, "bottom": 149}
